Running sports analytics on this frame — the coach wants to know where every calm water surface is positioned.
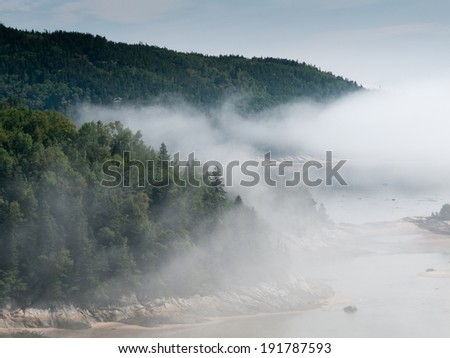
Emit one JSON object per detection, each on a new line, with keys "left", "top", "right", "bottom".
{"left": 149, "top": 228, "right": 450, "bottom": 338}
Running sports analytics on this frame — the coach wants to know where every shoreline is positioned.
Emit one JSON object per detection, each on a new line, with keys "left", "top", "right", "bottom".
{"left": 0, "top": 277, "right": 333, "bottom": 338}
{"left": 418, "top": 271, "right": 450, "bottom": 278}
{"left": 0, "top": 291, "right": 355, "bottom": 338}
{"left": 1, "top": 219, "right": 448, "bottom": 338}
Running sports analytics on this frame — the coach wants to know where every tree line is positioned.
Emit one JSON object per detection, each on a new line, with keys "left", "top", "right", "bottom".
{"left": 0, "top": 24, "right": 361, "bottom": 114}
{"left": 0, "top": 102, "right": 302, "bottom": 307}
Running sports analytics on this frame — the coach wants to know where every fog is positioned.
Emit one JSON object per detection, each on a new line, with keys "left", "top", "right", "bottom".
{"left": 66, "top": 77, "right": 450, "bottom": 337}
{"left": 76, "top": 75, "right": 450, "bottom": 224}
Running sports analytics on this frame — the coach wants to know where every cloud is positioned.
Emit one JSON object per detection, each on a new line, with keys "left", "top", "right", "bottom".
{"left": 53, "top": 0, "right": 185, "bottom": 25}
{"left": 266, "top": 0, "right": 383, "bottom": 10}
{"left": 0, "top": 0, "right": 33, "bottom": 12}
{"left": 313, "top": 0, "right": 383, "bottom": 10}
{"left": 317, "top": 23, "right": 450, "bottom": 41}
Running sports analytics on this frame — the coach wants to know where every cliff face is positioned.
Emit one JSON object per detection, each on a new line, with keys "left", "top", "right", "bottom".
{"left": 0, "top": 277, "right": 332, "bottom": 330}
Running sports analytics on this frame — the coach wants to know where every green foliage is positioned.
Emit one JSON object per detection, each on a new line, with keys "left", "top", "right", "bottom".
{"left": 0, "top": 21, "right": 342, "bottom": 304}
{"left": 0, "top": 104, "right": 306, "bottom": 307}
{"left": 437, "top": 203, "right": 450, "bottom": 221}
{"left": 0, "top": 24, "right": 361, "bottom": 114}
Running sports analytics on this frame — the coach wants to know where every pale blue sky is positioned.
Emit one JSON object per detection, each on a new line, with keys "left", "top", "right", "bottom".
{"left": 1, "top": 0, "right": 450, "bottom": 87}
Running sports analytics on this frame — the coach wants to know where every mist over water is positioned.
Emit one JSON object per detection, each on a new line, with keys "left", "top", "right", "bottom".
{"left": 3, "top": 2, "right": 450, "bottom": 342}
{"left": 58, "top": 78, "right": 450, "bottom": 338}
{"left": 76, "top": 76, "right": 450, "bottom": 224}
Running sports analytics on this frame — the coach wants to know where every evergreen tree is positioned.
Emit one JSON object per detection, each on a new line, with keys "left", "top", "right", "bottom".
{"left": 0, "top": 101, "right": 314, "bottom": 307}
{"left": 0, "top": 24, "right": 361, "bottom": 114}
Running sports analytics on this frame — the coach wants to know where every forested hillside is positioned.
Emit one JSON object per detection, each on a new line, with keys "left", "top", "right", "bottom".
{"left": 0, "top": 102, "right": 310, "bottom": 307}
{"left": 0, "top": 24, "right": 361, "bottom": 113}
{"left": 0, "top": 24, "right": 342, "bottom": 309}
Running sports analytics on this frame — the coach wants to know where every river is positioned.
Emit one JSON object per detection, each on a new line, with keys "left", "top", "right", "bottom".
{"left": 48, "top": 220, "right": 449, "bottom": 338}
{"left": 135, "top": 222, "right": 449, "bottom": 338}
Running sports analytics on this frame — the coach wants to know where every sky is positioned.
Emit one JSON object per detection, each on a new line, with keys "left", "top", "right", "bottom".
{"left": 1, "top": 0, "right": 450, "bottom": 88}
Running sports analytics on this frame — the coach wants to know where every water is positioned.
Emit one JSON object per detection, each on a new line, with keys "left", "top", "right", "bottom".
{"left": 313, "top": 188, "right": 450, "bottom": 225}
{"left": 288, "top": 252, "right": 450, "bottom": 337}
{"left": 48, "top": 221, "right": 450, "bottom": 338}
{"left": 146, "top": 225, "right": 450, "bottom": 338}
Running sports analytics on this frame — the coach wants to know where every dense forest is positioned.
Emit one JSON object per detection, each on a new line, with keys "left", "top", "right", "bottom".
{"left": 0, "top": 101, "right": 313, "bottom": 307}
{"left": 0, "top": 24, "right": 350, "bottom": 308}
{"left": 0, "top": 24, "right": 361, "bottom": 113}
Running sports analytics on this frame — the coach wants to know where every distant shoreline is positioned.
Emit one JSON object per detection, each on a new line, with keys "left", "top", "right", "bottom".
{"left": 418, "top": 271, "right": 450, "bottom": 278}
{"left": 405, "top": 216, "right": 450, "bottom": 236}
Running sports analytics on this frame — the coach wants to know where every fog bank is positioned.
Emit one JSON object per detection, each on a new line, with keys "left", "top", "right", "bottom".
{"left": 76, "top": 76, "right": 450, "bottom": 223}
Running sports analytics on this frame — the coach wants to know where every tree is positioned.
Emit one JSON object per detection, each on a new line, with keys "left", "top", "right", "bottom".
{"left": 201, "top": 166, "right": 226, "bottom": 214}
{"left": 234, "top": 195, "right": 243, "bottom": 206}
{"left": 438, "top": 203, "right": 450, "bottom": 221}
{"left": 0, "top": 24, "right": 361, "bottom": 114}
{"left": 150, "top": 143, "right": 171, "bottom": 208}
{"left": 0, "top": 103, "right": 318, "bottom": 307}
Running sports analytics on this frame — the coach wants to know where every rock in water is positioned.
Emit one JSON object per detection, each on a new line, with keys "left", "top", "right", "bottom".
{"left": 343, "top": 305, "right": 357, "bottom": 313}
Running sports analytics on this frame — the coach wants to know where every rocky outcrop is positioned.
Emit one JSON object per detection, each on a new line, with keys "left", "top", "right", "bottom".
{"left": 343, "top": 305, "right": 357, "bottom": 313}
{"left": 0, "top": 276, "right": 332, "bottom": 329}
{"left": 0, "top": 306, "right": 94, "bottom": 329}
{"left": 404, "top": 217, "right": 450, "bottom": 236}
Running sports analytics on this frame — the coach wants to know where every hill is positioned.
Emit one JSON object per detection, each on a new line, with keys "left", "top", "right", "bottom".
{"left": 0, "top": 23, "right": 347, "bottom": 309}
{"left": 0, "top": 102, "right": 321, "bottom": 307}
{"left": 0, "top": 24, "right": 361, "bottom": 113}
